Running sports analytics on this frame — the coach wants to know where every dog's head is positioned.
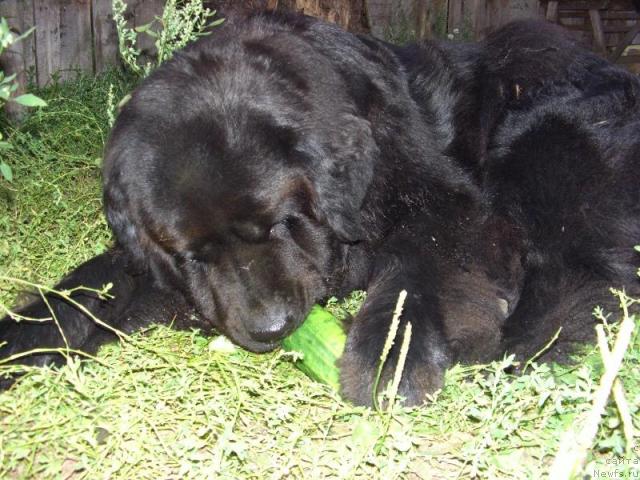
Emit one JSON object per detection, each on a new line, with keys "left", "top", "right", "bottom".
{"left": 102, "top": 15, "right": 386, "bottom": 351}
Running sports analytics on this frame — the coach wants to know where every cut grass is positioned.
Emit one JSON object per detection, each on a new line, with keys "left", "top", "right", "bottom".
{"left": 1, "top": 71, "right": 639, "bottom": 479}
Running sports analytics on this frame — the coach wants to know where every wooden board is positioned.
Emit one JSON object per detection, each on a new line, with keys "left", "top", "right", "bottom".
{"left": 92, "top": 0, "right": 120, "bottom": 73}
{"left": 546, "top": 1, "right": 559, "bottom": 21}
{"left": 560, "top": 10, "right": 639, "bottom": 19}
{"left": 127, "top": 0, "right": 164, "bottom": 65}
{"left": 589, "top": 8, "right": 607, "bottom": 53}
{"left": 33, "top": 0, "right": 93, "bottom": 86}
{"left": 557, "top": 0, "right": 609, "bottom": 9}
{"left": 448, "top": 0, "right": 465, "bottom": 32}
{"left": 365, "top": 0, "right": 395, "bottom": 37}
{"left": 446, "top": 0, "right": 542, "bottom": 40}
{"left": 617, "top": 53, "right": 640, "bottom": 63}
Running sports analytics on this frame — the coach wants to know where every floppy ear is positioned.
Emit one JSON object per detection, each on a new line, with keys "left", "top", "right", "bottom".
{"left": 311, "top": 114, "right": 377, "bottom": 242}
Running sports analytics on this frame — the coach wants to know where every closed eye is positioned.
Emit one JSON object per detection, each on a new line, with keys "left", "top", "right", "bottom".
{"left": 181, "top": 242, "right": 217, "bottom": 263}
{"left": 179, "top": 251, "right": 202, "bottom": 264}
{"left": 269, "top": 215, "right": 297, "bottom": 238}
{"left": 232, "top": 222, "right": 270, "bottom": 243}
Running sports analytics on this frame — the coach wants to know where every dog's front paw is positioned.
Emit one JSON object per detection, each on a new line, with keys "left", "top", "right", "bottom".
{"left": 339, "top": 328, "right": 449, "bottom": 407}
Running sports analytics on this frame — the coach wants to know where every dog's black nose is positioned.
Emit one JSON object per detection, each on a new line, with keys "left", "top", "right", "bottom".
{"left": 248, "top": 314, "right": 295, "bottom": 342}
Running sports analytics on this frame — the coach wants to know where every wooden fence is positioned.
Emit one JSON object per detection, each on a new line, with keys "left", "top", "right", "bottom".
{"left": 0, "top": 0, "right": 547, "bottom": 92}
{"left": 543, "top": 0, "right": 640, "bottom": 66}
{"left": 0, "top": 0, "right": 167, "bottom": 89}
{"left": 5, "top": 0, "right": 640, "bottom": 94}
{"left": 449, "top": 0, "right": 543, "bottom": 37}
{"left": 367, "top": 0, "right": 542, "bottom": 39}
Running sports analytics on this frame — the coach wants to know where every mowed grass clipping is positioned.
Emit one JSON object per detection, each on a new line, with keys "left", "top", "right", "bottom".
{"left": 1, "top": 71, "right": 639, "bottom": 479}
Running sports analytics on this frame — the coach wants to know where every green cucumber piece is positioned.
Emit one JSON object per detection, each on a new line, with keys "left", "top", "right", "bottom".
{"left": 281, "top": 305, "right": 346, "bottom": 391}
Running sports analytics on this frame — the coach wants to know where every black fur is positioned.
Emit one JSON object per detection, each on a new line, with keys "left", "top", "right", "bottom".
{"left": 1, "top": 14, "right": 639, "bottom": 405}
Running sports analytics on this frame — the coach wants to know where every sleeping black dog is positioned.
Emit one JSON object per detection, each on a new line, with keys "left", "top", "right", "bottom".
{"left": 1, "top": 13, "right": 639, "bottom": 406}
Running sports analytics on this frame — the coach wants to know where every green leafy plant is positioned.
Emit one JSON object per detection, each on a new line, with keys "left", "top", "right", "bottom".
{"left": 112, "top": 0, "right": 223, "bottom": 77}
{"left": 0, "top": 17, "right": 47, "bottom": 182}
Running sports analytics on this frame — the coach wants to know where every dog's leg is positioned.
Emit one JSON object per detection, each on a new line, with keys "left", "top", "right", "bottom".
{"left": 501, "top": 268, "right": 638, "bottom": 364}
{"left": 339, "top": 253, "right": 450, "bottom": 407}
{"left": 0, "top": 248, "right": 190, "bottom": 387}
{"left": 340, "top": 216, "right": 524, "bottom": 407}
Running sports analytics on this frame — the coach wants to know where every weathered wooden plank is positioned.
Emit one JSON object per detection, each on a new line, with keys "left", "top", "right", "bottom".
{"left": 361, "top": 0, "right": 412, "bottom": 39}
{"left": 412, "top": 0, "right": 448, "bottom": 38}
{"left": 556, "top": 0, "right": 609, "bottom": 9}
{"left": 34, "top": 0, "right": 93, "bottom": 86}
{"left": 565, "top": 10, "right": 639, "bottom": 19}
{"left": 562, "top": 21, "right": 591, "bottom": 29}
{"left": 365, "top": 0, "right": 449, "bottom": 39}
{"left": 601, "top": 11, "right": 639, "bottom": 20}
{"left": 589, "top": 8, "right": 607, "bottom": 53}
{"left": 463, "top": 0, "right": 543, "bottom": 39}
{"left": 92, "top": 0, "right": 120, "bottom": 73}
{"left": 471, "top": 0, "right": 486, "bottom": 39}
{"left": 364, "top": 0, "right": 393, "bottom": 37}
{"left": 283, "top": 0, "right": 369, "bottom": 34}
{"left": 127, "top": 0, "right": 164, "bottom": 65}
{"left": 0, "top": 0, "right": 36, "bottom": 119}
{"left": 615, "top": 53, "right": 640, "bottom": 63}
{"left": 446, "top": 0, "right": 463, "bottom": 32}
{"left": 60, "top": 0, "right": 93, "bottom": 75}
{"left": 32, "top": 0, "right": 58, "bottom": 87}
{"left": 609, "top": 19, "right": 640, "bottom": 60}
{"left": 505, "top": 0, "right": 542, "bottom": 21}
{"left": 546, "top": 1, "right": 559, "bottom": 21}
{"left": 603, "top": 23, "right": 640, "bottom": 32}
{"left": 479, "top": 0, "right": 510, "bottom": 38}
{"left": 430, "top": 0, "right": 450, "bottom": 37}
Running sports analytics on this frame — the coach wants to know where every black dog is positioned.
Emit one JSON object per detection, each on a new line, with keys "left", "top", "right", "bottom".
{"left": 1, "top": 13, "right": 639, "bottom": 406}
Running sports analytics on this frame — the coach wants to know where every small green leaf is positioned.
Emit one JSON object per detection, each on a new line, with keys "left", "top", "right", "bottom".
{"left": 135, "top": 22, "right": 158, "bottom": 38}
{"left": 13, "top": 93, "right": 47, "bottom": 107}
{"left": 134, "top": 22, "right": 153, "bottom": 33}
{"left": 12, "top": 26, "right": 35, "bottom": 44}
{"left": 0, "top": 161, "right": 13, "bottom": 182}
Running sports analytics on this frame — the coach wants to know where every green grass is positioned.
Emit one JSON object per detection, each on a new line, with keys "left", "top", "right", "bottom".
{"left": 1, "top": 71, "right": 639, "bottom": 479}
{"left": 0, "top": 70, "right": 134, "bottom": 300}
